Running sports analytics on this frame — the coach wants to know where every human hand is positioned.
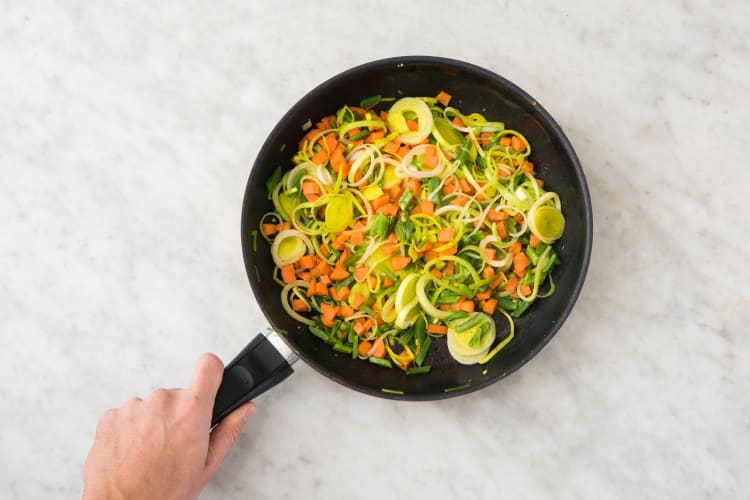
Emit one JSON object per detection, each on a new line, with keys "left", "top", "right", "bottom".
{"left": 82, "top": 353, "right": 254, "bottom": 500}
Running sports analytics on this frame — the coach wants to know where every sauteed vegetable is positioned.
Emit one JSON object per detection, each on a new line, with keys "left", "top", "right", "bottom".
{"left": 259, "top": 92, "right": 563, "bottom": 372}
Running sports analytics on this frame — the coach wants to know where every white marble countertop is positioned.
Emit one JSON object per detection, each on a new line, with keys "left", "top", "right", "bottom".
{"left": 2, "top": 1, "right": 748, "bottom": 499}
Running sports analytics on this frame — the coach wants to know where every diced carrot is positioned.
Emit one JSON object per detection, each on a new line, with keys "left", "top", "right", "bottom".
{"left": 312, "top": 148, "right": 328, "bottom": 165}
{"left": 388, "top": 184, "right": 403, "bottom": 201}
{"left": 371, "top": 337, "right": 386, "bottom": 358}
{"left": 521, "top": 160, "right": 535, "bottom": 173}
{"left": 520, "top": 285, "right": 532, "bottom": 297}
{"left": 459, "top": 300, "right": 475, "bottom": 313}
{"left": 292, "top": 299, "right": 310, "bottom": 312}
{"left": 354, "top": 266, "right": 369, "bottom": 282}
{"left": 380, "top": 243, "right": 398, "bottom": 256}
{"left": 331, "top": 232, "right": 349, "bottom": 251}
{"left": 278, "top": 221, "right": 292, "bottom": 231}
{"left": 529, "top": 233, "right": 541, "bottom": 248}
{"left": 297, "top": 271, "right": 312, "bottom": 281}
{"left": 314, "top": 259, "right": 332, "bottom": 276}
{"left": 368, "top": 275, "right": 377, "bottom": 289}
{"left": 442, "top": 176, "right": 458, "bottom": 194}
{"left": 330, "top": 264, "right": 350, "bottom": 282}
{"left": 281, "top": 265, "right": 296, "bottom": 284}
{"left": 303, "top": 192, "right": 320, "bottom": 203}
{"left": 476, "top": 290, "right": 491, "bottom": 300}
{"left": 536, "top": 178, "right": 544, "bottom": 188}
{"left": 499, "top": 136, "right": 511, "bottom": 147}
{"left": 319, "top": 243, "right": 331, "bottom": 257}
{"left": 483, "top": 265, "right": 495, "bottom": 279}
{"left": 450, "top": 196, "right": 469, "bottom": 207}
{"left": 430, "top": 268, "right": 443, "bottom": 279}
{"left": 382, "top": 277, "right": 394, "bottom": 288}
{"left": 513, "top": 252, "right": 531, "bottom": 276}
{"left": 427, "top": 324, "right": 448, "bottom": 335}
{"left": 459, "top": 178, "right": 473, "bottom": 194}
{"left": 390, "top": 256, "right": 411, "bottom": 270}
{"left": 353, "top": 139, "right": 364, "bottom": 147}
{"left": 497, "top": 221, "right": 508, "bottom": 239}
{"left": 358, "top": 340, "right": 373, "bottom": 357}
{"left": 503, "top": 276, "right": 518, "bottom": 292}
{"left": 371, "top": 194, "right": 390, "bottom": 211}
{"left": 420, "top": 199, "right": 435, "bottom": 216}
{"left": 379, "top": 110, "right": 388, "bottom": 121}
{"left": 350, "top": 231, "right": 364, "bottom": 246}
{"left": 406, "top": 178, "right": 421, "bottom": 197}
{"left": 324, "top": 133, "right": 337, "bottom": 152}
{"left": 489, "top": 272, "right": 506, "bottom": 290}
{"left": 452, "top": 116, "right": 465, "bottom": 127}
{"left": 330, "top": 147, "right": 347, "bottom": 175}
{"left": 307, "top": 279, "right": 317, "bottom": 297}
{"left": 509, "top": 241, "right": 522, "bottom": 254}
{"left": 340, "top": 305, "right": 354, "bottom": 317}
{"left": 510, "top": 136, "right": 526, "bottom": 153}
{"left": 436, "top": 90, "right": 452, "bottom": 107}
{"left": 261, "top": 223, "right": 278, "bottom": 235}
{"left": 346, "top": 127, "right": 361, "bottom": 139}
{"left": 481, "top": 298, "right": 498, "bottom": 314}
{"left": 365, "top": 130, "right": 385, "bottom": 143}
{"left": 329, "top": 286, "right": 349, "bottom": 302}
{"left": 514, "top": 212, "right": 524, "bottom": 224}
{"left": 438, "top": 227, "right": 454, "bottom": 242}
{"left": 351, "top": 293, "right": 365, "bottom": 309}
{"left": 387, "top": 233, "right": 398, "bottom": 244}
{"left": 483, "top": 248, "right": 496, "bottom": 261}
{"left": 353, "top": 319, "right": 367, "bottom": 336}
{"left": 487, "top": 209, "right": 507, "bottom": 222}
{"left": 444, "top": 261, "right": 454, "bottom": 275}
{"left": 406, "top": 119, "right": 419, "bottom": 131}
{"left": 320, "top": 302, "right": 337, "bottom": 317}
{"left": 376, "top": 203, "right": 399, "bottom": 216}
{"left": 397, "top": 145, "right": 411, "bottom": 158}
{"left": 478, "top": 131, "right": 493, "bottom": 147}
{"left": 317, "top": 282, "right": 330, "bottom": 295}
{"left": 422, "top": 145, "right": 439, "bottom": 169}
{"left": 438, "top": 246, "right": 457, "bottom": 256}
{"left": 417, "top": 241, "right": 433, "bottom": 253}
{"left": 383, "top": 139, "right": 400, "bottom": 155}
{"left": 297, "top": 254, "right": 316, "bottom": 270}
{"left": 319, "top": 275, "right": 331, "bottom": 286}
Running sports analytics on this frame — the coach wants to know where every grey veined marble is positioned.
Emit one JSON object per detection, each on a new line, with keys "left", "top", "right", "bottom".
{"left": 1, "top": 1, "right": 748, "bottom": 499}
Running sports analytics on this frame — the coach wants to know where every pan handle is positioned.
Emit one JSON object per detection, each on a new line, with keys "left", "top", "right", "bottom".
{"left": 211, "top": 331, "right": 297, "bottom": 427}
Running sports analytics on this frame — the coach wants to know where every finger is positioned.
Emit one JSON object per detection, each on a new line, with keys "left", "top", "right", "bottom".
{"left": 203, "top": 402, "right": 255, "bottom": 482}
{"left": 188, "top": 353, "right": 224, "bottom": 401}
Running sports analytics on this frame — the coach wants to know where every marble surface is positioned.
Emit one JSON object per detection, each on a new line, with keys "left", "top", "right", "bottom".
{"left": 2, "top": 1, "right": 749, "bottom": 499}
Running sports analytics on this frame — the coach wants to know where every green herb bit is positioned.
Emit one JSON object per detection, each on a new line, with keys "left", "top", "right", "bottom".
{"left": 415, "top": 335, "right": 431, "bottom": 367}
{"left": 406, "top": 365, "right": 432, "bottom": 376}
{"left": 360, "top": 94, "right": 383, "bottom": 109}
{"left": 369, "top": 357, "right": 393, "bottom": 369}
{"left": 333, "top": 343, "right": 353, "bottom": 354}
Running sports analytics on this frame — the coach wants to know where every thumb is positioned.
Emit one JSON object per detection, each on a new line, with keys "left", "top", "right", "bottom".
{"left": 203, "top": 402, "right": 256, "bottom": 482}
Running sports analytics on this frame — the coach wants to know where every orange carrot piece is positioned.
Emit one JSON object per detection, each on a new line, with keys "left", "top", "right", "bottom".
{"left": 330, "top": 264, "right": 350, "bottom": 282}
{"left": 281, "top": 265, "right": 296, "bottom": 284}
{"left": 397, "top": 145, "right": 411, "bottom": 158}
{"left": 406, "top": 179, "right": 421, "bottom": 197}
{"left": 427, "top": 324, "right": 448, "bottom": 335}
{"left": 513, "top": 252, "right": 531, "bottom": 276}
{"left": 444, "top": 261, "right": 455, "bottom": 275}
{"left": 438, "top": 227, "right": 454, "bottom": 242}
{"left": 382, "top": 277, "right": 394, "bottom": 288}
{"left": 330, "top": 286, "right": 350, "bottom": 302}
{"left": 483, "top": 248, "right": 496, "bottom": 261}
{"left": 358, "top": 340, "right": 373, "bottom": 357}
{"left": 452, "top": 116, "right": 465, "bottom": 127}
{"left": 430, "top": 268, "right": 443, "bottom": 279}
{"left": 499, "top": 137, "right": 511, "bottom": 147}
{"left": 319, "top": 243, "right": 331, "bottom": 257}
{"left": 261, "top": 223, "right": 278, "bottom": 235}
{"left": 439, "top": 246, "right": 457, "bottom": 256}
{"left": 483, "top": 265, "right": 495, "bottom": 279}
{"left": 459, "top": 300, "right": 475, "bottom": 313}
{"left": 371, "top": 338, "right": 386, "bottom": 358}
{"left": 383, "top": 139, "right": 400, "bottom": 155}
{"left": 330, "top": 147, "right": 347, "bottom": 175}
{"left": 503, "top": 276, "right": 518, "bottom": 292}
{"left": 354, "top": 266, "right": 369, "bottom": 282}
{"left": 302, "top": 181, "right": 320, "bottom": 195}
{"left": 292, "top": 299, "right": 310, "bottom": 312}
{"left": 376, "top": 203, "right": 399, "bottom": 216}
{"left": 520, "top": 285, "right": 532, "bottom": 297}
{"left": 312, "top": 148, "right": 328, "bottom": 165}
{"left": 297, "top": 254, "right": 316, "bottom": 270}
{"left": 390, "top": 256, "right": 411, "bottom": 270}
{"left": 510, "top": 136, "right": 525, "bottom": 153}
{"left": 340, "top": 305, "right": 354, "bottom": 318}
{"left": 350, "top": 231, "right": 364, "bottom": 246}
{"left": 388, "top": 184, "right": 403, "bottom": 201}
{"left": 481, "top": 298, "right": 498, "bottom": 314}
{"left": 371, "top": 195, "right": 390, "bottom": 210}
{"left": 297, "top": 271, "right": 312, "bottom": 281}
{"left": 420, "top": 199, "right": 435, "bottom": 216}
{"left": 380, "top": 243, "right": 398, "bottom": 256}
{"left": 487, "top": 209, "right": 507, "bottom": 222}
{"left": 476, "top": 290, "right": 491, "bottom": 300}
{"left": 405, "top": 119, "right": 419, "bottom": 131}
{"left": 509, "top": 241, "right": 522, "bottom": 254}
{"left": 436, "top": 90, "right": 452, "bottom": 107}
{"left": 458, "top": 178, "right": 473, "bottom": 194}
{"left": 450, "top": 196, "right": 469, "bottom": 207}
{"left": 351, "top": 293, "right": 365, "bottom": 309}
{"left": 529, "top": 233, "right": 541, "bottom": 248}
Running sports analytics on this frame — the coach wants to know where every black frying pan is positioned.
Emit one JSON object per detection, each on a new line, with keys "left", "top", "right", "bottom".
{"left": 211, "top": 56, "right": 592, "bottom": 425}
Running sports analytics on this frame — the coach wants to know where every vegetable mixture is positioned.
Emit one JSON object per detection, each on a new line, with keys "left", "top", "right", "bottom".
{"left": 259, "top": 91, "right": 564, "bottom": 373}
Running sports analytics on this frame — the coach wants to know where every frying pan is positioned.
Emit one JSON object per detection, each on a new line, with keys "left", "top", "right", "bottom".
{"left": 210, "top": 56, "right": 592, "bottom": 425}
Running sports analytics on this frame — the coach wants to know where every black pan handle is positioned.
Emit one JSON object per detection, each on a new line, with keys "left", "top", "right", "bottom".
{"left": 211, "top": 332, "right": 296, "bottom": 427}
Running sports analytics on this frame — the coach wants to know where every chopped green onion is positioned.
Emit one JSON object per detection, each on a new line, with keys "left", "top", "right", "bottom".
{"left": 251, "top": 229, "right": 258, "bottom": 252}
{"left": 398, "top": 188, "right": 414, "bottom": 211}
{"left": 414, "top": 316, "right": 426, "bottom": 345}
{"left": 308, "top": 326, "right": 329, "bottom": 342}
{"left": 381, "top": 388, "right": 404, "bottom": 395}
{"left": 455, "top": 312, "right": 485, "bottom": 332}
{"left": 369, "top": 357, "right": 393, "bottom": 369}
{"left": 265, "top": 166, "right": 282, "bottom": 193}
{"left": 415, "top": 335, "right": 431, "bottom": 367}
{"left": 360, "top": 94, "right": 383, "bottom": 109}
{"left": 333, "top": 343, "right": 353, "bottom": 354}
{"left": 406, "top": 365, "right": 432, "bottom": 376}
{"left": 443, "top": 383, "right": 471, "bottom": 393}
